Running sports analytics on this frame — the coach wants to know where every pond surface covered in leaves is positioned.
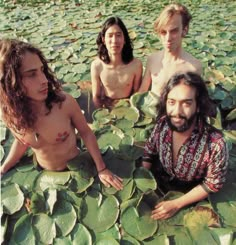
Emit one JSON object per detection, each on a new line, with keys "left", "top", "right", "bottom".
{"left": 1, "top": 0, "right": 236, "bottom": 244}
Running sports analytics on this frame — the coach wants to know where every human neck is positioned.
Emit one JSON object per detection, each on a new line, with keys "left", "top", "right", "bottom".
{"left": 163, "top": 47, "right": 184, "bottom": 62}
{"left": 32, "top": 101, "right": 47, "bottom": 115}
{"left": 108, "top": 54, "right": 123, "bottom": 67}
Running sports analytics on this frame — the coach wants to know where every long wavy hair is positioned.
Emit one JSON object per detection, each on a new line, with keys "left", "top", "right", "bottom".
{"left": 0, "top": 39, "right": 65, "bottom": 133}
{"left": 96, "top": 16, "right": 134, "bottom": 64}
{"left": 157, "top": 72, "right": 216, "bottom": 122}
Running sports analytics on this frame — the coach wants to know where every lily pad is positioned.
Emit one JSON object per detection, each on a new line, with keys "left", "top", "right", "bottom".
{"left": 71, "top": 223, "right": 92, "bottom": 245}
{"left": 1, "top": 183, "right": 24, "bottom": 215}
{"left": 10, "top": 214, "right": 36, "bottom": 244}
{"left": 34, "top": 171, "right": 71, "bottom": 191}
{"left": 32, "top": 213, "right": 56, "bottom": 244}
{"left": 52, "top": 199, "right": 77, "bottom": 237}
{"left": 133, "top": 167, "right": 157, "bottom": 193}
{"left": 121, "top": 200, "right": 158, "bottom": 241}
{"left": 81, "top": 190, "right": 119, "bottom": 232}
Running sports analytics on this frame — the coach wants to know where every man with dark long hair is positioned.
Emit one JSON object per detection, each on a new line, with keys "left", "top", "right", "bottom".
{"left": 0, "top": 39, "right": 123, "bottom": 190}
{"left": 139, "top": 3, "right": 202, "bottom": 96}
{"left": 91, "top": 16, "right": 142, "bottom": 108}
{"left": 142, "top": 72, "right": 228, "bottom": 219}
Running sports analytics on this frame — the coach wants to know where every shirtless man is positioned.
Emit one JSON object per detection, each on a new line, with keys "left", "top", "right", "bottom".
{"left": 0, "top": 39, "right": 123, "bottom": 190}
{"left": 139, "top": 3, "right": 202, "bottom": 96}
{"left": 91, "top": 16, "right": 143, "bottom": 108}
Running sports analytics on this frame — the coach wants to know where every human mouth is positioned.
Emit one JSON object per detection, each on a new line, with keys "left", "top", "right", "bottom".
{"left": 40, "top": 88, "right": 48, "bottom": 94}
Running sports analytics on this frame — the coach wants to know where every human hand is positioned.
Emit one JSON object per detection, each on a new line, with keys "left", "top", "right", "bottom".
{"left": 151, "top": 200, "right": 180, "bottom": 220}
{"left": 98, "top": 168, "right": 123, "bottom": 191}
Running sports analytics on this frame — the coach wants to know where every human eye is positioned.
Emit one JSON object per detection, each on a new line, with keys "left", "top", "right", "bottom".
{"left": 183, "top": 101, "right": 192, "bottom": 107}
{"left": 25, "top": 71, "right": 36, "bottom": 78}
{"left": 160, "top": 30, "right": 166, "bottom": 35}
{"left": 171, "top": 28, "right": 179, "bottom": 34}
{"left": 167, "top": 99, "right": 175, "bottom": 105}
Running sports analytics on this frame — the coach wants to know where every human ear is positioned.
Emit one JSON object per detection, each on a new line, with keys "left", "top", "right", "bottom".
{"left": 182, "top": 26, "right": 188, "bottom": 37}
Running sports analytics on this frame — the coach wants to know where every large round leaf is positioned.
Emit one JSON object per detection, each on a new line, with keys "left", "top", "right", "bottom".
{"left": 52, "top": 199, "right": 77, "bottom": 237}
{"left": 81, "top": 190, "right": 119, "bottom": 232}
{"left": 111, "top": 106, "right": 139, "bottom": 123}
{"left": 133, "top": 167, "right": 157, "bottom": 193}
{"left": 32, "top": 213, "right": 56, "bottom": 244}
{"left": 69, "top": 172, "right": 94, "bottom": 193}
{"left": 121, "top": 201, "right": 158, "bottom": 241}
{"left": 71, "top": 223, "right": 92, "bottom": 245}
{"left": 1, "top": 183, "right": 24, "bottom": 215}
{"left": 34, "top": 171, "right": 71, "bottom": 191}
{"left": 10, "top": 214, "right": 35, "bottom": 244}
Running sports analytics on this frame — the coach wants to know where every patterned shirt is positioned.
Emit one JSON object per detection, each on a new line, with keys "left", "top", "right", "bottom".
{"left": 143, "top": 116, "right": 228, "bottom": 193}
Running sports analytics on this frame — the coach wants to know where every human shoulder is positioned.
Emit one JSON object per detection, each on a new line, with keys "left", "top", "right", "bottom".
{"left": 184, "top": 51, "right": 202, "bottom": 73}
{"left": 129, "top": 58, "right": 143, "bottom": 69}
{"left": 91, "top": 57, "right": 103, "bottom": 72}
{"left": 147, "top": 51, "right": 163, "bottom": 61}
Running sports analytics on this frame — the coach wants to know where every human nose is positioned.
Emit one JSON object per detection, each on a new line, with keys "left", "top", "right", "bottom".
{"left": 111, "top": 35, "right": 118, "bottom": 43}
{"left": 39, "top": 71, "right": 48, "bottom": 84}
{"left": 172, "top": 103, "right": 182, "bottom": 115}
{"left": 166, "top": 32, "right": 171, "bottom": 41}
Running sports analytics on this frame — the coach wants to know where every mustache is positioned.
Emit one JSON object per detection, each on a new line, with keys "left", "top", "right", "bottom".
{"left": 169, "top": 115, "right": 187, "bottom": 120}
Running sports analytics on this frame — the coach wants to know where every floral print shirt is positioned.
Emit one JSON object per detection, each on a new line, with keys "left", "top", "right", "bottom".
{"left": 143, "top": 116, "right": 228, "bottom": 192}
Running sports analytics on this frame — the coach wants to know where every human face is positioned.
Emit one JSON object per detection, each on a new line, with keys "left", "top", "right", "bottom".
{"left": 159, "top": 13, "right": 185, "bottom": 53}
{"left": 20, "top": 51, "right": 48, "bottom": 102}
{"left": 166, "top": 82, "right": 198, "bottom": 132}
{"left": 104, "top": 24, "right": 125, "bottom": 56}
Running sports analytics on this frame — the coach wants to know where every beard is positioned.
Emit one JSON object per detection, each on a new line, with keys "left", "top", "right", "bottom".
{"left": 166, "top": 113, "right": 197, "bottom": 132}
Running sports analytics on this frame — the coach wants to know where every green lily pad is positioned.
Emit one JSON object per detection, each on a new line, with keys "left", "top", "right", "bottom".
{"left": 111, "top": 106, "right": 139, "bottom": 123}
{"left": 133, "top": 167, "right": 157, "bottom": 193}
{"left": 121, "top": 200, "right": 158, "bottom": 241}
{"left": 81, "top": 190, "right": 119, "bottom": 232}
{"left": 130, "top": 91, "right": 159, "bottom": 118}
{"left": 52, "top": 199, "right": 77, "bottom": 237}
{"left": 54, "top": 236, "right": 72, "bottom": 245}
{"left": 34, "top": 171, "right": 71, "bottom": 191}
{"left": 69, "top": 172, "right": 94, "bottom": 193}
{"left": 71, "top": 223, "right": 92, "bottom": 245}
{"left": 10, "top": 214, "right": 35, "bottom": 244}
{"left": 142, "top": 234, "right": 169, "bottom": 244}
{"left": 32, "top": 213, "right": 56, "bottom": 244}
{"left": 92, "top": 224, "right": 121, "bottom": 243}
{"left": 1, "top": 183, "right": 24, "bottom": 215}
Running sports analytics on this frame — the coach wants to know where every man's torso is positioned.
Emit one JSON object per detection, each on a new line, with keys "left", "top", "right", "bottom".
{"left": 148, "top": 51, "right": 201, "bottom": 96}
{"left": 14, "top": 95, "right": 79, "bottom": 170}
{"left": 98, "top": 58, "right": 139, "bottom": 99}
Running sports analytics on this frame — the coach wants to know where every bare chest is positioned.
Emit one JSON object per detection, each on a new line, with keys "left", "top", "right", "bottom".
{"left": 19, "top": 109, "right": 73, "bottom": 147}
{"left": 172, "top": 133, "right": 189, "bottom": 165}
{"left": 150, "top": 61, "right": 196, "bottom": 95}
{"left": 100, "top": 66, "right": 135, "bottom": 88}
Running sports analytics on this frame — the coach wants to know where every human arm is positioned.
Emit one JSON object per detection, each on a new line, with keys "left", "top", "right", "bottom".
{"left": 91, "top": 60, "right": 103, "bottom": 108}
{"left": 67, "top": 94, "right": 123, "bottom": 190}
{"left": 151, "top": 133, "right": 229, "bottom": 220}
{"left": 0, "top": 138, "right": 28, "bottom": 175}
{"left": 138, "top": 56, "right": 152, "bottom": 93}
{"left": 132, "top": 59, "right": 143, "bottom": 93}
{"left": 151, "top": 184, "right": 209, "bottom": 220}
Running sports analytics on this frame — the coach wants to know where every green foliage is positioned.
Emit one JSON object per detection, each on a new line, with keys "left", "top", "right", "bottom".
{"left": 1, "top": 0, "right": 236, "bottom": 244}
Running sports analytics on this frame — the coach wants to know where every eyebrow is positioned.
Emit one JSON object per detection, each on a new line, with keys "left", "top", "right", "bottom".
{"left": 167, "top": 98, "right": 194, "bottom": 102}
{"left": 22, "top": 65, "right": 44, "bottom": 74}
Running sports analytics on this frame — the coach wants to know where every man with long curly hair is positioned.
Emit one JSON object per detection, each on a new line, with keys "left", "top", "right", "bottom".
{"left": 0, "top": 39, "right": 123, "bottom": 190}
{"left": 142, "top": 72, "right": 228, "bottom": 220}
{"left": 139, "top": 3, "right": 202, "bottom": 96}
{"left": 91, "top": 16, "right": 143, "bottom": 108}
